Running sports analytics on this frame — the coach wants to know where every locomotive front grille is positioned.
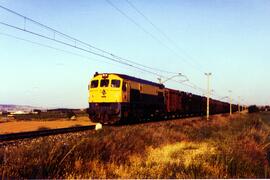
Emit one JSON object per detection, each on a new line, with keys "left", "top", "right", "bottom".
{"left": 88, "top": 103, "right": 121, "bottom": 123}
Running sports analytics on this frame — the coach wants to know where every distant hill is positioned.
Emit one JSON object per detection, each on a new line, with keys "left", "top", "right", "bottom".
{"left": 0, "top": 104, "right": 45, "bottom": 112}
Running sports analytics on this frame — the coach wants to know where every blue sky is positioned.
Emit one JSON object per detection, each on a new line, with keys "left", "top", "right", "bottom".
{"left": 0, "top": 0, "right": 270, "bottom": 108}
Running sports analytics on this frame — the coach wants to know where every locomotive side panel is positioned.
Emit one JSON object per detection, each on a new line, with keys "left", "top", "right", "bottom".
{"left": 126, "top": 79, "right": 165, "bottom": 121}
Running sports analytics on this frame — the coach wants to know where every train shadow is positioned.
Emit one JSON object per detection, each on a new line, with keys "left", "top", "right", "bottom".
{"left": 109, "top": 112, "right": 233, "bottom": 127}
{"left": 112, "top": 114, "right": 206, "bottom": 127}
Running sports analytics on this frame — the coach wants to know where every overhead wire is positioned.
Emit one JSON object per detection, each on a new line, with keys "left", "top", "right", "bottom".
{"left": 3, "top": 4, "right": 246, "bottom": 107}
{"left": 106, "top": 0, "right": 205, "bottom": 74}
{"left": 0, "top": 25, "right": 207, "bottom": 93}
{"left": 1, "top": 21, "right": 170, "bottom": 77}
{"left": 0, "top": 32, "right": 176, "bottom": 76}
{"left": 0, "top": 32, "right": 119, "bottom": 66}
{"left": 107, "top": 0, "right": 238, "bottom": 100}
{"left": 105, "top": 0, "right": 171, "bottom": 51}
{"left": 172, "top": 79, "right": 205, "bottom": 94}
{"left": 105, "top": 0, "right": 212, "bottom": 94}
{"left": 0, "top": 4, "right": 177, "bottom": 75}
{"left": 0, "top": 23, "right": 214, "bottom": 99}
{"left": 0, "top": 4, "right": 209, "bottom": 97}
{"left": 1, "top": 31, "right": 206, "bottom": 93}
{"left": 124, "top": 0, "right": 207, "bottom": 73}
{"left": 0, "top": 4, "right": 207, "bottom": 90}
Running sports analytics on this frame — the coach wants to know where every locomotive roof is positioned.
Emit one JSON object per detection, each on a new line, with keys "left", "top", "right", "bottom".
{"left": 116, "top": 74, "right": 164, "bottom": 88}
{"left": 94, "top": 73, "right": 164, "bottom": 88}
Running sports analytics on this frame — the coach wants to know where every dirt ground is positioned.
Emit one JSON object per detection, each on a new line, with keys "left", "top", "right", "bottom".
{"left": 0, "top": 116, "right": 95, "bottom": 134}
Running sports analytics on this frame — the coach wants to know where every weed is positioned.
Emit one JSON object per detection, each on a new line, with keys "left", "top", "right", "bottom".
{"left": 1, "top": 112, "right": 270, "bottom": 178}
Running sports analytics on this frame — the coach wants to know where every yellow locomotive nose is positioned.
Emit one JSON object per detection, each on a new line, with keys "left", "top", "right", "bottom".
{"left": 88, "top": 73, "right": 125, "bottom": 123}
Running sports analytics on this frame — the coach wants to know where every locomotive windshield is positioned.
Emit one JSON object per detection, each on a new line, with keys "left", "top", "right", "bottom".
{"left": 90, "top": 80, "right": 98, "bottom": 88}
{"left": 100, "top": 79, "right": 109, "bottom": 87}
{"left": 111, "top": 79, "right": 120, "bottom": 88}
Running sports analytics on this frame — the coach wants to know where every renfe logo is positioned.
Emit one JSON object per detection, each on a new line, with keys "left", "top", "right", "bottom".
{"left": 102, "top": 89, "right": 106, "bottom": 96}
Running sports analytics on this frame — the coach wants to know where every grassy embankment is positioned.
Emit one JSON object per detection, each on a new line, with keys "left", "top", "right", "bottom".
{"left": 1, "top": 112, "right": 270, "bottom": 178}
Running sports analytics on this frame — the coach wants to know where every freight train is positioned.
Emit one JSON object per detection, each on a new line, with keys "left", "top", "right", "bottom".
{"left": 88, "top": 72, "right": 238, "bottom": 124}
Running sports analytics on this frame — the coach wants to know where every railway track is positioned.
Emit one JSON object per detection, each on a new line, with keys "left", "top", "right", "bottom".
{"left": 0, "top": 125, "right": 95, "bottom": 142}
{"left": 0, "top": 112, "right": 234, "bottom": 142}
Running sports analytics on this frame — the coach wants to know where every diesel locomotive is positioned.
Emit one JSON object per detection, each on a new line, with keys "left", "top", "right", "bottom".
{"left": 88, "top": 72, "right": 238, "bottom": 124}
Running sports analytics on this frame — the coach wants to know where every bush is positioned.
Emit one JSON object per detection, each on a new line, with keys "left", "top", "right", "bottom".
{"left": 248, "top": 105, "right": 259, "bottom": 113}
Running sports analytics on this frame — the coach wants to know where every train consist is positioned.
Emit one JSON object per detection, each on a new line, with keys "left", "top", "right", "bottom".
{"left": 88, "top": 72, "right": 238, "bottom": 124}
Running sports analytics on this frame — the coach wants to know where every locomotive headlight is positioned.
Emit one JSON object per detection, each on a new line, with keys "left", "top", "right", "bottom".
{"left": 102, "top": 73, "right": 108, "bottom": 78}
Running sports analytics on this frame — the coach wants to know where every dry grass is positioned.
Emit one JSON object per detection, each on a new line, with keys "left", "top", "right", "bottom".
{"left": 0, "top": 112, "right": 270, "bottom": 178}
{"left": 0, "top": 116, "right": 95, "bottom": 134}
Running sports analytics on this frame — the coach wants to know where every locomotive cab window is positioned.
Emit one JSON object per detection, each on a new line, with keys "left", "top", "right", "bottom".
{"left": 122, "top": 82, "right": 127, "bottom": 91}
{"left": 90, "top": 80, "right": 99, "bottom": 88}
{"left": 111, "top": 79, "right": 121, "bottom": 88}
{"left": 100, "top": 79, "right": 109, "bottom": 87}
